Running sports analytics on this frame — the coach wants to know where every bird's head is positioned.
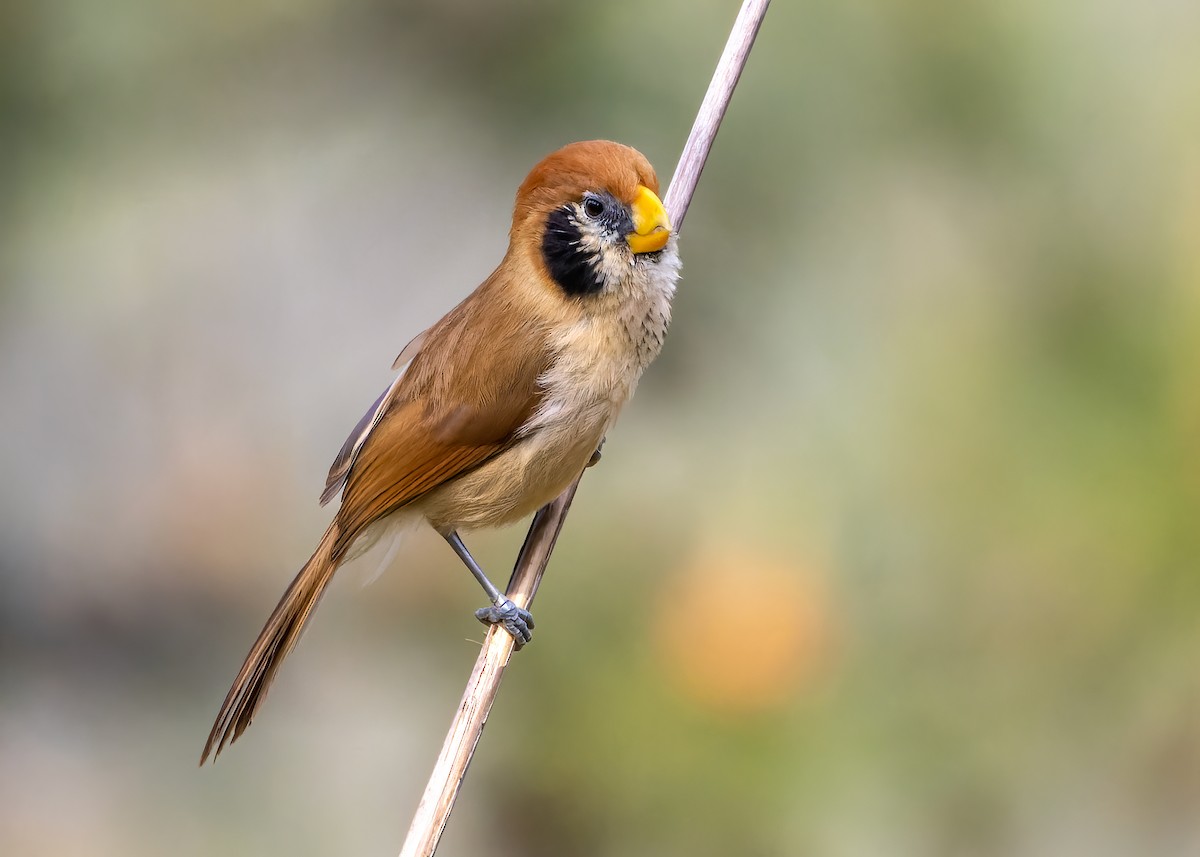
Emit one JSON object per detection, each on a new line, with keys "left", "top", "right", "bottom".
{"left": 510, "top": 140, "right": 674, "bottom": 297}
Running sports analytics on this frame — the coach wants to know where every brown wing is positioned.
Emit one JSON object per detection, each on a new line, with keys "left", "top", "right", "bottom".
{"left": 328, "top": 275, "right": 551, "bottom": 559}
{"left": 320, "top": 327, "right": 430, "bottom": 507}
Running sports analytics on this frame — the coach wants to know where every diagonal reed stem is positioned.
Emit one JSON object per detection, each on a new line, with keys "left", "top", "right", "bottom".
{"left": 398, "top": 2, "right": 770, "bottom": 854}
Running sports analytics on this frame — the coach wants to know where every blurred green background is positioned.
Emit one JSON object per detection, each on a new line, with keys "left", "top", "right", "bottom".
{"left": 2, "top": 0, "right": 1199, "bottom": 854}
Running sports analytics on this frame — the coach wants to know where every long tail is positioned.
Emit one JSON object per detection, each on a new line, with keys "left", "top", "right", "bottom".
{"left": 201, "top": 523, "right": 341, "bottom": 764}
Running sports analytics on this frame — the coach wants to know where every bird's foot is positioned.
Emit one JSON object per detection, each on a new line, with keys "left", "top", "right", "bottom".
{"left": 475, "top": 599, "right": 535, "bottom": 648}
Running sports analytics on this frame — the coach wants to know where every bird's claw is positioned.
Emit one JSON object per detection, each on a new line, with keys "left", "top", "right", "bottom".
{"left": 475, "top": 599, "right": 535, "bottom": 648}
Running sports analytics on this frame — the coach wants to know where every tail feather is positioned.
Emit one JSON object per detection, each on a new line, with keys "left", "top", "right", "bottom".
{"left": 201, "top": 523, "right": 341, "bottom": 764}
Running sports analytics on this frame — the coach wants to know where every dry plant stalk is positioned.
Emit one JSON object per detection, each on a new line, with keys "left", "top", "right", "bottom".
{"left": 398, "top": 2, "right": 771, "bottom": 854}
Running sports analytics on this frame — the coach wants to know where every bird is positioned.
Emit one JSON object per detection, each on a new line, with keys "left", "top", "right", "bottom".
{"left": 200, "top": 140, "right": 681, "bottom": 763}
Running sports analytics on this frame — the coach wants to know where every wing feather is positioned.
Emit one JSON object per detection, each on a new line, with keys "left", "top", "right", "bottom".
{"left": 321, "top": 327, "right": 431, "bottom": 507}
{"left": 392, "top": 327, "right": 429, "bottom": 370}
{"left": 325, "top": 274, "right": 553, "bottom": 558}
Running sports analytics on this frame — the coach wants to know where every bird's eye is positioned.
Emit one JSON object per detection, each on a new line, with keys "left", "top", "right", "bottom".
{"left": 582, "top": 197, "right": 605, "bottom": 219}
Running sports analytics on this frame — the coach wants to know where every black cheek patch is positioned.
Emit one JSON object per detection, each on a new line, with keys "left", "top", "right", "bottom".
{"left": 541, "top": 207, "right": 603, "bottom": 296}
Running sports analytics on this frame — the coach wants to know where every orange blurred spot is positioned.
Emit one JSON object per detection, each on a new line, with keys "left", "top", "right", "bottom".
{"left": 653, "top": 549, "right": 834, "bottom": 714}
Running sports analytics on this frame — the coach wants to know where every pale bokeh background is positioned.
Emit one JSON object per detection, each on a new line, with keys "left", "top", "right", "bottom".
{"left": 2, "top": 1, "right": 1199, "bottom": 855}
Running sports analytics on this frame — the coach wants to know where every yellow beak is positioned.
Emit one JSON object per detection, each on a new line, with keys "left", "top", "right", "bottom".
{"left": 626, "top": 185, "right": 671, "bottom": 254}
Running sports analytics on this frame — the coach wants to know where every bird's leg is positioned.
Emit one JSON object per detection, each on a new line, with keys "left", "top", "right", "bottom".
{"left": 443, "top": 531, "right": 534, "bottom": 648}
{"left": 587, "top": 436, "right": 606, "bottom": 468}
